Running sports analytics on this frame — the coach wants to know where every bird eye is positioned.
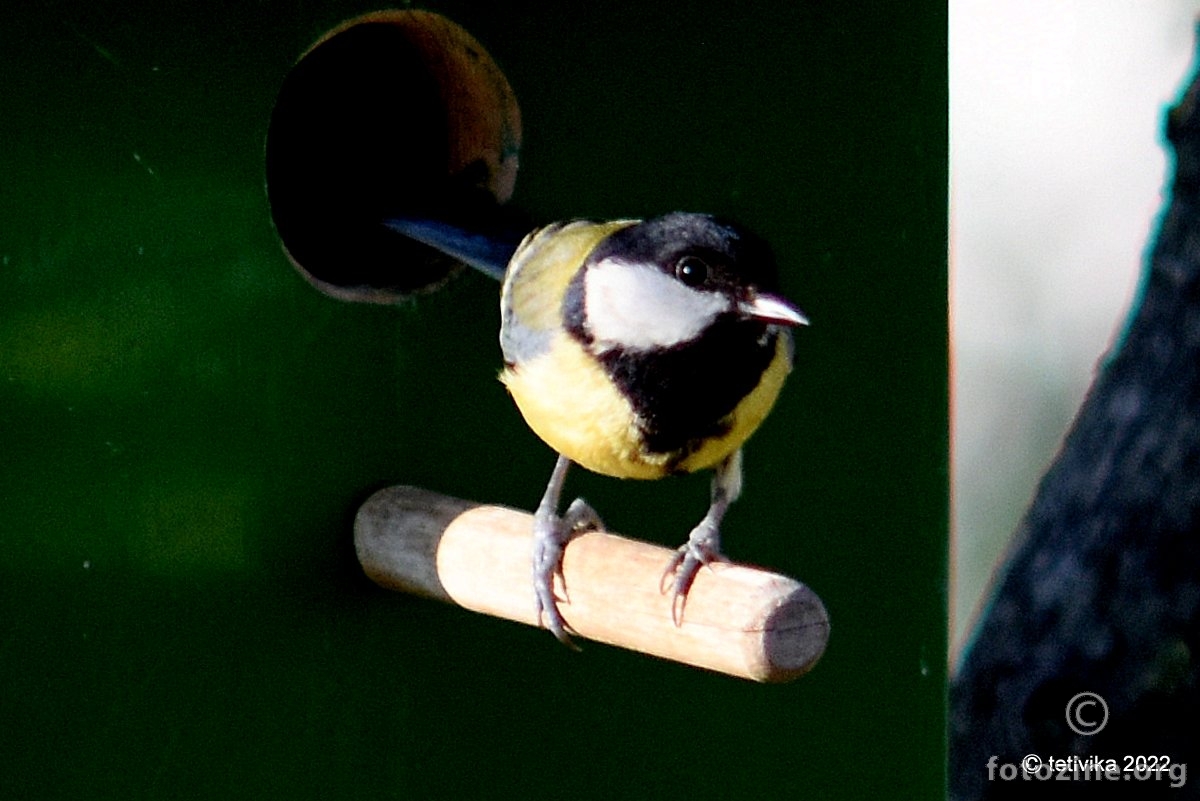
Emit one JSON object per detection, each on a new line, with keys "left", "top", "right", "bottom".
{"left": 675, "top": 256, "right": 709, "bottom": 287}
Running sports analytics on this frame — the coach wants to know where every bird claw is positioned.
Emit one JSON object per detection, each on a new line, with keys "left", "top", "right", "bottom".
{"left": 532, "top": 497, "right": 604, "bottom": 649}
{"left": 562, "top": 497, "right": 604, "bottom": 535}
{"left": 661, "top": 522, "right": 727, "bottom": 626}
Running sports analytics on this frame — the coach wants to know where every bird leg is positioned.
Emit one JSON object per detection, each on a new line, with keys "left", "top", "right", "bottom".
{"left": 662, "top": 449, "right": 744, "bottom": 625}
{"left": 532, "top": 453, "right": 603, "bottom": 646}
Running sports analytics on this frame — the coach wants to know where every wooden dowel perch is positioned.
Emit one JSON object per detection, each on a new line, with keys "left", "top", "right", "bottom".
{"left": 354, "top": 485, "right": 829, "bottom": 682}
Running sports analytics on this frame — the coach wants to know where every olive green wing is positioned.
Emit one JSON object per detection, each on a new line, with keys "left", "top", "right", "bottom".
{"left": 499, "top": 219, "right": 636, "bottom": 365}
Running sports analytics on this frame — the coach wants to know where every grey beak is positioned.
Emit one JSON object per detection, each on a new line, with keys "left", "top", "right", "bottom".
{"left": 741, "top": 293, "right": 809, "bottom": 327}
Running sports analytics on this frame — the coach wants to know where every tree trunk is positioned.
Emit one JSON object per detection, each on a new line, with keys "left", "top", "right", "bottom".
{"left": 950, "top": 35, "right": 1200, "bottom": 800}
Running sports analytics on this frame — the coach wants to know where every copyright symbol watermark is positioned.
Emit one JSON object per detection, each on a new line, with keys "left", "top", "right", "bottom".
{"left": 1022, "top": 754, "right": 1042, "bottom": 774}
{"left": 1065, "top": 691, "right": 1109, "bottom": 736}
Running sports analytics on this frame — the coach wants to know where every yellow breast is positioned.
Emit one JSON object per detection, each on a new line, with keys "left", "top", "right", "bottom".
{"left": 501, "top": 330, "right": 792, "bottom": 479}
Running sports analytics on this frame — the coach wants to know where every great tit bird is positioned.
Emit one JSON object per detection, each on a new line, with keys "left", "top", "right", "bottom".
{"left": 387, "top": 211, "right": 807, "bottom": 644}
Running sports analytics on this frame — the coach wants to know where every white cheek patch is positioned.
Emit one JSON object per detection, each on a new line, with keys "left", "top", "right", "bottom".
{"left": 584, "top": 258, "right": 729, "bottom": 350}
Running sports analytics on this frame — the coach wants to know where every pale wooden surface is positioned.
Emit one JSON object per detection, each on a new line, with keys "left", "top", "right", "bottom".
{"left": 354, "top": 485, "right": 829, "bottom": 682}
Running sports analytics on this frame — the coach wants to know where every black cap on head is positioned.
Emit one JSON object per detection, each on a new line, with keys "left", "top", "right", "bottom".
{"left": 585, "top": 212, "right": 782, "bottom": 296}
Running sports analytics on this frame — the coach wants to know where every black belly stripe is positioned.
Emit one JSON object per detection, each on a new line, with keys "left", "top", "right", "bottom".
{"left": 594, "top": 316, "right": 778, "bottom": 462}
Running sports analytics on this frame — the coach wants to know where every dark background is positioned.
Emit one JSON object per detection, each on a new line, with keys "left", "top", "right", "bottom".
{"left": 0, "top": 1, "right": 947, "bottom": 797}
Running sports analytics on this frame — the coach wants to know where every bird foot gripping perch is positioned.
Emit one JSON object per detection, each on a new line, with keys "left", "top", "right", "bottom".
{"left": 532, "top": 493, "right": 605, "bottom": 648}
{"left": 354, "top": 485, "right": 829, "bottom": 683}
